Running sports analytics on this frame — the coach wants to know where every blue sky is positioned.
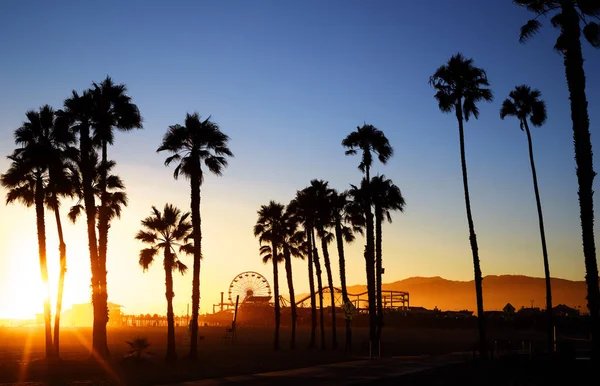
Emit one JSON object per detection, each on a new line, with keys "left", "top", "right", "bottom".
{"left": 0, "top": 1, "right": 599, "bottom": 317}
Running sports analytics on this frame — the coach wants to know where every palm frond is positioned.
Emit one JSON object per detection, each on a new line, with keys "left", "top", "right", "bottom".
{"left": 135, "top": 230, "right": 157, "bottom": 244}
{"left": 68, "top": 204, "right": 84, "bottom": 223}
{"left": 520, "top": 19, "right": 542, "bottom": 43}
{"left": 583, "top": 22, "right": 600, "bottom": 47}
{"left": 139, "top": 248, "right": 158, "bottom": 271}
{"left": 174, "top": 260, "right": 188, "bottom": 275}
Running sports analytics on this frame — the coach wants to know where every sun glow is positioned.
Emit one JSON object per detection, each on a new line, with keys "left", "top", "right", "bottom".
{"left": 0, "top": 231, "right": 92, "bottom": 321}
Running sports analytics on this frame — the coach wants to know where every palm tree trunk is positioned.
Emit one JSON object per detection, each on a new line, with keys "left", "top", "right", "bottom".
{"left": 312, "top": 229, "right": 326, "bottom": 350}
{"left": 306, "top": 225, "right": 317, "bottom": 348}
{"left": 79, "top": 124, "right": 105, "bottom": 358}
{"left": 52, "top": 201, "right": 67, "bottom": 357}
{"left": 364, "top": 168, "right": 377, "bottom": 356}
{"left": 165, "top": 254, "right": 177, "bottom": 363}
{"left": 96, "top": 142, "right": 110, "bottom": 354}
{"left": 35, "top": 177, "right": 53, "bottom": 358}
{"left": 335, "top": 219, "right": 351, "bottom": 351}
{"left": 456, "top": 103, "right": 486, "bottom": 359}
{"left": 188, "top": 167, "right": 202, "bottom": 359}
{"left": 320, "top": 231, "right": 337, "bottom": 349}
{"left": 523, "top": 119, "right": 553, "bottom": 353}
{"left": 562, "top": 4, "right": 600, "bottom": 361}
{"left": 272, "top": 241, "right": 281, "bottom": 350}
{"left": 375, "top": 207, "right": 384, "bottom": 342}
{"left": 283, "top": 246, "right": 297, "bottom": 349}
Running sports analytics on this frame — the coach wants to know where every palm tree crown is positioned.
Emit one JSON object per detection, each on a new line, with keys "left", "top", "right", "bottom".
{"left": 254, "top": 201, "right": 286, "bottom": 248}
{"left": 517, "top": 0, "right": 600, "bottom": 50}
{"left": 90, "top": 76, "right": 143, "bottom": 147}
{"left": 157, "top": 113, "right": 233, "bottom": 181}
{"left": 135, "top": 204, "right": 192, "bottom": 273}
{"left": 342, "top": 124, "right": 393, "bottom": 174}
{"left": 429, "top": 53, "right": 493, "bottom": 121}
{"left": 371, "top": 175, "right": 406, "bottom": 221}
{"left": 500, "top": 85, "right": 547, "bottom": 129}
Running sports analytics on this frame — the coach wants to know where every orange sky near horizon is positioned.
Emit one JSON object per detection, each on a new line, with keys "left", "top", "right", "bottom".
{"left": 0, "top": 151, "right": 592, "bottom": 320}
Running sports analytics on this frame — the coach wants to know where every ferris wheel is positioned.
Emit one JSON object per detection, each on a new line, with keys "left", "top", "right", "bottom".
{"left": 228, "top": 271, "right": 272, "bottom": 303}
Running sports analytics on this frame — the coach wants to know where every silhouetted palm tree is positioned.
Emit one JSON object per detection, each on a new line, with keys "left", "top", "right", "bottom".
{"left": 281, "top": 207, "right": 303, "bottom": 349}
{"left": 135, "top": 204, "right": 191, "bottom": 363}
{"left": 45, "top": 116, "right": 77, "bottom": 357}
{"left": 310, "top": 179, "right": 338, "bottom": 348}
{"left": 330, "top": 189, "right": 361, "bottom": 351}
{"left": 500, "top": 84, "right": 553, "bottom": 352}
{"left": 157, "top": 113, "right": 232, "bottom": 359}
{"left": 342, "top": 123, "right": 393, "bottom": 355}
{"left": 1, "top": 105, "right": 72, "bottom": 358}
{"left": 370, "top": 175, "right": 405, "bottom": 341}
{"left": 516, "top": 0, "right": 600, "bottom": 360}
{"left": 288, "top": 190, "right": 318, "bottom": 348}
{"left": 68, "top": 156, "right": 128, "bottom": 226}
{"left": 254, "top": 201, "right": 286, "bottom": 350}
{"left": 61, "top": 89, "right": 109, "bottom": 356}
{"left": 429, "top": 52, "right": 493, "bottom": 358}
{"left": 91, "top": 77, "right": 142, "bottom": 352}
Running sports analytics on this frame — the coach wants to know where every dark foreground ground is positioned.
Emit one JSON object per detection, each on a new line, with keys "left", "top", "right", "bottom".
{"left": 0, "top": 324, "right": 570, "bottom": 385}
{"left": 376, "top": 356, "right": 595, "bottom": 386}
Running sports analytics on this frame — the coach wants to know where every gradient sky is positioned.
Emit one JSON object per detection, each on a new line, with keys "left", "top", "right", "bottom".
{"left": 0, "top": 0, "right": 599, "bottom": 319}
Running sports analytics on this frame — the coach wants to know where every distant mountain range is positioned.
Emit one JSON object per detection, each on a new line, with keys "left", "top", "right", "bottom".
{"left": 344, "top": 275, "right": 589, "bottom": 313}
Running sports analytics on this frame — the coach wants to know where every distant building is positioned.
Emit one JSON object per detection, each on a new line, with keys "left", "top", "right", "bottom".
{"left": 409, "top": 306, "right": 436, "bottom": 317}
{"left": 552, "top": 304, "right": 580, "bottom": 317}
{"left": 503, "top": 303, "right": 516, "bottom": 320}
{"left": 516, "top": 306, "right": 542, "bottom": 319}
{"left": 61, "top": 302, "right": 124, "bottom": 326}
{"left": 443, "top": 310, "right": 473, "bottom": 319}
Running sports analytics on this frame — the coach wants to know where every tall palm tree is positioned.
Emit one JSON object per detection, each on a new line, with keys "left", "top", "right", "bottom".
{"left": 330, "top": 189, "right": 361, "bottom": 351}
{"left": 291, "top": 186, "right": 327, "bottom": 349}
{"left": 516, "top": 0, "right": 600, "bottom": 360}
{"left": 310, "top": 179, "right": 338, "bottom": 348}
{"left": 61, "top": 89, "right": 109, "bottom": 356}
{"left": 500, "top": 85, "right": 553, "bottom": 353}
{"left": 254, "top": 201, "right": 286, "bottom": 350}
{"left": 370, "top": 175, "right": 405, "bottom": 342}
{"left": 288, "top": 190, "right": 318, "bottom": 348}
{"left": 45, "top": 117, "right": 77, "bottom": 357}
{"left": 0, "top": 105, "right": 70, "bottom": 358}
{"left": 157, "top": 112, "right": 233, "bottom": 359}
{"left": 281, "top": 208, "right": 303, "bottom": 349}
{"left": 342, "top": 123, "right": 393, "bottom": 355}
{"left": 135, "top": 204, "right": 192, "bottom": 363}
{"left": 90, "top": 77, "right": 142, "bottom": 352}
{"left": 429, "top": 52, "right": 493, "bottom": 358}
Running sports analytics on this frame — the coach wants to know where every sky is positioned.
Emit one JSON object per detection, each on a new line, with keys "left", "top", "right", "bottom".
{"left": 0, "top": 0, "right": 599, "bottom": 319}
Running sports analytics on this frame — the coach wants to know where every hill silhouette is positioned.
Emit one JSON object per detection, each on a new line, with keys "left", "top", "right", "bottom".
{"left": 343, "top": 275, "right": 588, "bottom": 313}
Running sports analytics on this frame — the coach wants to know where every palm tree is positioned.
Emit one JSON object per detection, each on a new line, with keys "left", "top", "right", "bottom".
{"left": 90, "top": 77, "right": 142, "bottom": 352}
{"left": 1, "top": 105, "right": 68, "bottom": 358}
{"left": 330, "top": 189, "right": 361, "bottom": 351}
{"left": 429, "top": 52, "right": 493, "bottom": 358}
{"left": 135, "top": 204, "right": 191, "bottom": 363}
{"left": 516, "top": 0, "right": 600, "bottom": 360}
{"left": 500, "top": 85, "right": 554, "bottom": 353}
{"left": 61, "top": 89, "right": 108, "bottom": 357}
{"left": 254, "top": 201, "right": 286, "bottom": 350}
{"left": 310, "top": 179, "right": 338, "bottom": 348}
{"left": 342, "top": 123, "right": 393, "bottom": 355}
{"left": 288, "top": 190, "right": 318, "bottom": 348}
{"left": 281, "top": 208, "right": 303, "bottom": 349}
{"left": 45, "top": 117, "right": 77, "bottom": 357}
{"left": 370, "top": 175, "right": 405, "bottom": 342}
{"left": 157, "top": 112, "right": 233, "bottom": 359}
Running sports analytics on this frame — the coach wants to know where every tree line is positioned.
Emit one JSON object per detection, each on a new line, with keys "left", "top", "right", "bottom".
{"left": 1, "top": 0, "right": 598, "bottom": 364}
